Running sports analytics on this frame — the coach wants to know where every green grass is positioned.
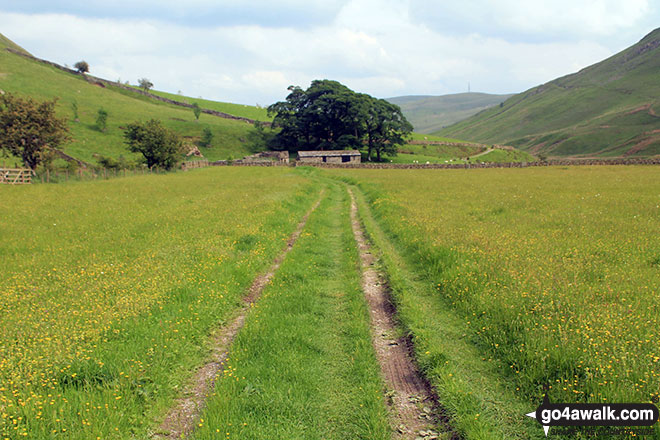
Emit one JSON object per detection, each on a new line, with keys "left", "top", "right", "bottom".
{"left": 0, "top": 167, "right": 317, "bottom": 439}
{"left": 437, "top": 29, "right": 660, "bottom": 158}
{"left": 144, "top": 88, "right": 272, "bottom": 122}
{"left": 192, "top": 182, "right": 391, "bottom": 440}
{"left": 474, "top": 149, "right": 536, "bottom": 163}
{"left": 323, "top": 166, "right": 660, "bottom": 438}
{"left": 345, "top": 178, "right": 541, "bottom": 439}
{"left": 0, "top": 34, "right": 258, "bottom": 166}
{"left": 391, "top": 144, "right": 535, "bottom": 164}
{"left": 408, "top": 132, "right": 469, "bottom": 143}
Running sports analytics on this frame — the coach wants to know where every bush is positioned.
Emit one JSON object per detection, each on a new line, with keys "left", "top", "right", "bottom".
{"left": 138, "top": 78, "right": 153, "bottom": 92}
{"left": 96, "top": 108, "right": 108, "bottom": 132}
{"left": 199, "top": 127, "right": 213, "bottom": 148}
{"left": 192, "top": 103, "right": 201, "bottom": 121}
{"left": 123, "top": 119, "right": 183, "bottom": 170}
{"left": 74, "top": 61, "right": 89, "bottom": 74}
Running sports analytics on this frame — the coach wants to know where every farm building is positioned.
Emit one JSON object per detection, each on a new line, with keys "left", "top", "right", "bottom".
{"left": 297, "top": 150, "right": 361, "bottom": 164}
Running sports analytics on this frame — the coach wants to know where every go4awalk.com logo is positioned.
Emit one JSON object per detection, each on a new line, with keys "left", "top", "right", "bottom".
{"left": 526, "top": 394, "right": 659, "bottom": 437}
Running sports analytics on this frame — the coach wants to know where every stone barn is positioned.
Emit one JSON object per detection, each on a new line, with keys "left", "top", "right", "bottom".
{"left": 297, "top": 150, "right": 361, "bottom": 164}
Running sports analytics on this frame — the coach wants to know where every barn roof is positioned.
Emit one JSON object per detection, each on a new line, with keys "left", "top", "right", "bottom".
{"left": 298, "top": 150, "right": 361, "bottom": 157}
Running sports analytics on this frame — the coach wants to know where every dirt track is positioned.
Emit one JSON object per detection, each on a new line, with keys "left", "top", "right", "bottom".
{"left": 348, "top": 188, "right": 458, "bottom": 440}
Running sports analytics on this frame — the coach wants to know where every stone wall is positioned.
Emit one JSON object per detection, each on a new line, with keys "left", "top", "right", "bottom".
{"left": 293, "top": 158, "right": 660, "bottom": 169}
{"left": 5, "top": 48, "right": 268, "bottom": 126}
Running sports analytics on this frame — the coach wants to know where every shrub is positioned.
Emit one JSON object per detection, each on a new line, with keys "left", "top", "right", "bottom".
{"left": 123, "top": 119, "right": 183, "bottom": 170}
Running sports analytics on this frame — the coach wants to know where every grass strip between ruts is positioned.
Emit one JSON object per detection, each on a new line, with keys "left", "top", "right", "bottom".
{"left": 192, "top": 182, "right": 392, "bottom": 440}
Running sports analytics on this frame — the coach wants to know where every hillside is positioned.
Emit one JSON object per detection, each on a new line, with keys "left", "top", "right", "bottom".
{"left": 0, "top": 33, "right": 262, "bottom": 166}
{"left": 437, "top": 28, "right": 660, "bottom": 158}
{"left": 387, "top": 92, "right": 514, "bottom": 133}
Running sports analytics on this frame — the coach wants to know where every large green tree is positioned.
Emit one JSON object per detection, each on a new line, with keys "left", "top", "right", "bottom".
{"left": 363, "top": 97, "right": 412, "bottom": 162}
{"left": 124, "top": 119, "right": 183, "bottom": 170}
{"left": 267, "top": 80, "right": 411, "bottom": 160}
{"left": 0, "top": 93, "right": 69, "bottom": 170}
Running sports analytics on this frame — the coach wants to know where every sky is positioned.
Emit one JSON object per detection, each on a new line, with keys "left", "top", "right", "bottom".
{"left": 0, "top": 0, "right": 658, "bottom": 106}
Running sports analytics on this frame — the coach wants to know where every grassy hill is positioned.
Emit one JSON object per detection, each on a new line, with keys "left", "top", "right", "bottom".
{"left": 387, "top": 92, "right": 514, "bottom": 133}
{"left": 0, "top": 33, "right": 263, "bottom": 167}
{"left": 437, "top": 28, "right": 660, "bottom": 158}
{"left": 146, "top": 89, "right": 272, "bottom": 122}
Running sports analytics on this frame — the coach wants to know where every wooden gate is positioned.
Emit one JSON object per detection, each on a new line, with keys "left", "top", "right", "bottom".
{"left": 0, "top": 168, "right": 34, "bottom": 184}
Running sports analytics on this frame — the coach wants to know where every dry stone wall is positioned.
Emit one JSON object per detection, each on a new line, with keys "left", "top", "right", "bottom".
{"left": 5, "top": 48, "right": 266, "bottom": 125}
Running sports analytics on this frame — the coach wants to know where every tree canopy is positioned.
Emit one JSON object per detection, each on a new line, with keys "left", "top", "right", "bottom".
{"left": 123, "top": 119, "right": 183, "bottom": 170}
{"left": 0, "top": 93, "right": 69, "bottom": 170}
{"left": 267, "top": 80, "right": 411, "bottom": 160}
{"left": 74, "top": 61, "right": 89, "bottom": 74}
{"left": 138, "top": 78, "right": 153, "bottom": 92}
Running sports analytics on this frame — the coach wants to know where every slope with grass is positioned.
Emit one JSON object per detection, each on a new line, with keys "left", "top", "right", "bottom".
{"left": 0, "top": 33, "right": 261, "bottom": 166}
{"left": 388, "top": 92, "right": 514, "bottom": 134}
{"left": 437, "top": 28, "right": 660, "bottom": 158}
{"left": 145, "top": 89, "right": 272, "bottom": 122}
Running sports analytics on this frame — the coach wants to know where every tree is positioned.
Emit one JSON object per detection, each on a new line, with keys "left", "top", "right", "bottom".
{"left": 267, "top": 80, "right": 412, "bottom": 160}
{"left": 138, "top": 78, "right": 153, "bottom": 92}
{"left": 199, "top": 127, "right": 213, "bottom": 148}
{"left": 96, "top": 108, "right": 108, "bottom": 132}
{"left": 0, "top": 93, "right": 69, "bottom": 170}
{"left": 362, "top": 97, "right": 412, "bottom": 162}
{"left": 192, "top": 103, "right": 201, "bottom": 121}
{"left": 123, "top": 119, "right": 183, "bottom": 170}
{"left": 268, "top": 80, "right": 365, "bottom": 151}
{"left": 74, "top": 61, "right": 89, "bottom": 74}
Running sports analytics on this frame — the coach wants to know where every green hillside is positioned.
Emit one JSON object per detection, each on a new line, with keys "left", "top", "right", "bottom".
{"left": 437, "top": 28, "right": 660, "bottom": 158}
{"left": 387, "top": 92, "right": 514, "bottom": 133}
{"left": 146, "top": 89, "right": 272, "bottom": 122}
{"left": 0, "top": 33, "right": 260, "bottom": 166}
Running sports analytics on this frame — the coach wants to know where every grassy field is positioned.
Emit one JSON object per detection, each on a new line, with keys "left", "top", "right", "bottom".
{"left": 193, "top": 183, "right": 391, "bottom": 440}
{"left": 392, "top": 145, "right": 535, "bottom": 164}
{"left": 0, "top": 35, "right": 259, "bottom": 166}
{"left": 0, "top": 167, "right": 317, "bottom": 439}
{"left": 4, "top": 163, "right": 660, "bottom": 439}
{"left": 324, "top": 166, "right": 660, "bottom": 438}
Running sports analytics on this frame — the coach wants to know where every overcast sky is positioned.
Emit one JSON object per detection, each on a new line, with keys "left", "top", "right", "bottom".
{"left": 0, "top": 1, "right": 658, "bottom": 105}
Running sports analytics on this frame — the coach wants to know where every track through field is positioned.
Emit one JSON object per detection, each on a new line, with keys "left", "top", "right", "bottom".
{"left": 349, "top": 188, "right": 458, "bottom": 440}
{"left": 154, "top": 191, "right": 325, "bottom": 439}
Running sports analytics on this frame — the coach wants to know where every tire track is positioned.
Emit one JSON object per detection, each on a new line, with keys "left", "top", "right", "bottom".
{"left": 348, "top": 188, "right": 458, "bottom": 440}
{"left": 153, "top": 191, "right": 325, "bottom": 439}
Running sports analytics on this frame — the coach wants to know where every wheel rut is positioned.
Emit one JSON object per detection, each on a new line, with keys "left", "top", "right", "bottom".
{"left": 348, "top": 188, "right": 458, "bottom": 440}
{"left": 153, "top": 191, "right": 325, "bottom": 439}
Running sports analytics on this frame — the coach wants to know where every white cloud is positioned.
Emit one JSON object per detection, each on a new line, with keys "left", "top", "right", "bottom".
{"left": 0, "top": 1, "right": 657, "bottom": 105}
{"left": 409, "top": 0, "right": 651, "bottom": 40}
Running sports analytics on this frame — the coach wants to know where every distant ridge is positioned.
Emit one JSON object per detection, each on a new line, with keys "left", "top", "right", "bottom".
{"left": 387, "top": 92, "right": 514, "bottom": 133}
{"left": 437, "top": 28, "right": 660, "bottom": 158}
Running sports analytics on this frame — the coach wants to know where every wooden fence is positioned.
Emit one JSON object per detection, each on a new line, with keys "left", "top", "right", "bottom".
{"left": 0, "top": 168, "right": 34, "bottom": 184}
